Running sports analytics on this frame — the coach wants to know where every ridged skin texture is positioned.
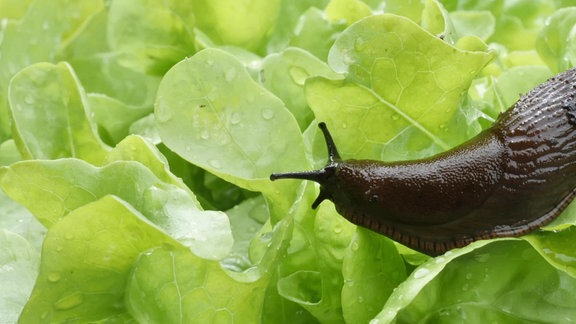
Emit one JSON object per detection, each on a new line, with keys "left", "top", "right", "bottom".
{"left": 324, "top": 67, "right": 576, "bottom": 255}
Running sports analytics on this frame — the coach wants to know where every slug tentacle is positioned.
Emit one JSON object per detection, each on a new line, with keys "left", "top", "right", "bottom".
{"left": 270, "top": 67, "right": 576, "bottom": 256}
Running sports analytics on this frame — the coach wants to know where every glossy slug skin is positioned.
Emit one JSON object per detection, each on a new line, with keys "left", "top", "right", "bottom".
{"left": 271, "top": 67, "right": 576, "bottom": 256}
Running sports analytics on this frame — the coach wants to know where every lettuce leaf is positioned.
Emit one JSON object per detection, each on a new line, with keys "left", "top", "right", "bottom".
{"left": 2, "top": 1, "right": 576, "bottom": 322}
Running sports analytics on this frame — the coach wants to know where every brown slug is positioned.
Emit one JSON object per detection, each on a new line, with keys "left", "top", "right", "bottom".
{"left": 270, "top": 67, "right": 576, "bottom": 256}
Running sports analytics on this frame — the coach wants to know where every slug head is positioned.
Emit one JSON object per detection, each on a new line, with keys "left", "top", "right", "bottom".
{"left": 270, "top": 122, "right": 341, "bottom": 209}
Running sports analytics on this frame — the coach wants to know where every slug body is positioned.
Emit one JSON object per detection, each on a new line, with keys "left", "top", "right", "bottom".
{"left": 271, "top": 67, "right": 576, "bottom": 256}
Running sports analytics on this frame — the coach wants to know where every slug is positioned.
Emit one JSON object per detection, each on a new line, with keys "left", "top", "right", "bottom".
{"left": 270, "top": 67, "right": 576, "bottom": 256}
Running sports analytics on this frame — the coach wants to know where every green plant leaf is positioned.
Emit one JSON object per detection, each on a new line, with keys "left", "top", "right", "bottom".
{"left": 193, "top": 0, "right": 282, "bottom": 53}
{"left": 0, "top": 0, "right": 104, "bottom": 142}
{"left": 261, "top": 47, "right": 343, "bottom": 130}
{"left": 8, "top": 62, "right": 109, "bottom": 164}
{"left": 341, "top": 228, "right": 406, "bottom": 323}
{"left": 307, "top": 14, "right": 495, "bottom": 160}
{"left": 107, "top": 0, "right": 196, "bottom": 75}
{"left": 126, "top": 213, "right": 293, "bottom": 322}
{"left": 535, "top": 7, "right": 576, "bottom": 74}
{"left": 155, "top": 48, "right": 309, "bottom": 219}
{"left": 0, "top": 159, "right": 231, "bottom": 260}
{"left": 18, "top": 195, "right": 180, "bottom": 323}
{"left": 0, "top": 229, "right": 39, "bottom": 323}
{"left": 375, "top": 239, "right": 576, "bottom": 322}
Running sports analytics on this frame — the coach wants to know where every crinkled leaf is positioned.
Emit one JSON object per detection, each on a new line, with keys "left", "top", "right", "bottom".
{"left": 18, "top": 195, "right": 180, "bottom": 323}
{"left": 0, "top": 0, "right": 104, "bottom": 142}
{"left": 8, "top": 62, "right": 109, "bottom": 164}
{"left": 261, "top": 47, "right": 343, "bottom": 130}
{"left": 64, "top": 10, "right": 159, "bottom": 106}
{"left": 375, "top": 239, "right": 576, "bottom": 322}
{"left": 126, "top": 214, "right": 293, "bottom": 322}
{"left": 107, "top": 0, "right": 196, "bottom": 75}
{"left": 221, "top": 195, "right": 269, "bottom": 272}
{"left": 341, "top": 228, "right": 406, "bottom": 323}
{"left": 0, "top": 159, "right": 231, "bottom": 260}
{"left": 307, "top": 14, "right": 494, "bottom": 160}
{"left": 0, "top": 230, "right": 39, "bottom": 323}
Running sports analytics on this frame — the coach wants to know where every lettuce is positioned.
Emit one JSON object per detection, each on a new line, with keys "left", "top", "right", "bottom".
{"left": 1, "top": 0, "right": 576, "bottom": 322}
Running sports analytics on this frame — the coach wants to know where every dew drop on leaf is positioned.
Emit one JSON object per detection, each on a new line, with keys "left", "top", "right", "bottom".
{"left": 230, "top": 112, "right": 241, "bottom": 125}
{"left": 261, "top": 108, "right": 275, "bottom": 120}
{"left": 413, "top": 267, "right": 431, "bottom": 279}
{"left": 225, "top": 68, "right": 237, "bottom": 82}
{"left": 209, "top": 159, "right": 222, "bottom": 169}
{"left": 289, "top": 66, "right": 308, "bottom": 86}
{"left": 53, "top": 292, "right": 84, "bottom": 310}
{"left": 47, "top": 272, "right": 61, "bottom": 283}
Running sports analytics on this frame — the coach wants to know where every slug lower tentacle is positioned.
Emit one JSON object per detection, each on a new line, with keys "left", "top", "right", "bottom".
{"left": 270, "top": 67, "right": 576, "bottom": 256}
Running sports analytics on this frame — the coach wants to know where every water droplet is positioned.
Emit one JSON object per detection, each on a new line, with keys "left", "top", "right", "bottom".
{"left": 354, "top": 37, "right": 368, "bottom": 51}
{"left": 391, "top": 114, "right": 400, "bottom": 121}
{"left": 42, "top": 21, "right": 50, "bottom": 30}
{"left": 209, "top": 159, "right": 222, "bottom": 169}
{"left": 225, "top": 68, "right": 237, "bottom": 82}
{"left": 289, "top": 66, "right": 308, "bottom": 86}
{"left": 357, "top": 296, "right": 364, "bottom": 304}
{"left": 155, "top": 103, "right": 173, "bottom": 123}
{"left": 47, "top": 272, "right": 61, "bottom": 283}
{"left": 261, "top": 109, "right": 275, "bottom": 120}
{"left": 333, "top": 226, "right": 342, "bottom": 234}
{"left": 200, "top": 130, "right": 210, "bottom": 140}
{"left": 230, "top": 113, "right": 241, "bottom": 125}
{"left": 206, "top": 58, "right": 214, "bottom": 66}
{"left": 465, "top": 273, "right": 473, "bottom": 280}
{"left": 413, "top": 267, "right": 431, "bottom": 279}
{"left": 350, "top": 241, "right": 359, "bottom": 252}
{"left": 24, "top": 95, "right": 35, "bottom": 105}
{"left": 341, "top": 122, "right": 348, "bottom": 129}
{"left": 185, "top": 145, "right": 193, "bottom": 152}
{"left": 53, "top": 292, "right": 83, "bottom": 310}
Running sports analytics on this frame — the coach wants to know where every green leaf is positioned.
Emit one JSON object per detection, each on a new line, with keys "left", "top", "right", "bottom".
{"left": 89, "top": 94, "right": 152, "bottom": 145}
{"left": 261, "top": 47, "right": 343, "bottom": 130}
{"left": 193, "top": 0, "right": 282, "bottom": 53}
{"left": 341, "top": 228, "right": 406, "bottom": 323}
{"left": 0, "top": 230, "right": 39, "bottom": 323}
{"left": 126, "top": 214, "right": 293, "bottom": 322}
{"left": 325, "top": 0, "right": 372, "bottom": 26}
{"left": 0, "top": 0, "right": 104, "bottom": 142}
{"left": 524, "top": 226, "right": 576, "bottom": 278}
{"left": 107, "top": 0, "right": 196, "bottom": 75}
{"left": 450, "top": 10, "right": 496, "bottom": 40}
{"left": 375, "top": 240, "right": 576, "bottom": 322}
{"left": 221, "top": 195, "right": 269, "bottom": 272}
{"left": 18, "top": 195, "right": 180, "bottom": 323}
{"left": 535, "top": 7, "right": 576, "bottom": 74}
{"left": 8, "top": 62, "right": 109, "bottom": 164}
{"left": 307, "top": 14, "right": 495, "bottom": 160}
{"left": 155, "top": 48, "right": 309, "bottom": 219}
{"left": 288, "top": 7, "right": 346, "bottom": 61}
{"left": 0, "top": 159, "right": 231, "bottom": 260}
